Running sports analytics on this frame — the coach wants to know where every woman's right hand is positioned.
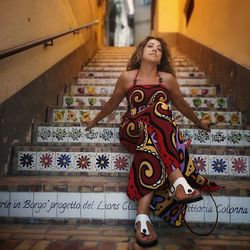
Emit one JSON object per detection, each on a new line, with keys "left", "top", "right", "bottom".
{"left": 82, "top": 118, "right": 96, "bottom": 130}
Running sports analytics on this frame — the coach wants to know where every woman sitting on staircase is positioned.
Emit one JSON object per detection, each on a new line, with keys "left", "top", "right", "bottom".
{"left": 84, "top": 36, "right": 219, "bottom": 248}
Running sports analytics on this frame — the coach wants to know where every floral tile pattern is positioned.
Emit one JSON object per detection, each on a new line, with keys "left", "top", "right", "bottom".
{"left": 193, "top": 129, "right": 211, "bottom": 145}
{"left": 53, "top": 127, "right": 68, "bottom": 142}
{"left": 99, "top": 127, "right": 115, "bottom": 143}
{"left": 229, "top": 156, "right": 249, "bottom": 176}
{"left": 18, "top": 152, "right": 37, "bottom": 170}
{"left": 190, "top": 154, "right": 209, "bottom": 174}
{"left": 94, "top": 153, "right": 112, "bottom": 172}
{"left": 111, "top": 153, "right": 130, "bottom": 172}
{"left": 37, "top": 126, "right": 53, "bottom": 142}
{"left": 68, "top": 127, "right": 84, "bottom": 143}
{"left": 227, "top": 129, "right": 244, "bottom": 146}
{"left": 74, "top": 152, "right": 93, "bottom": 171}
{"left": 83, "top": 127, "right": 99, "bottom": 143}
{"left": 16, "top": 150, "right": 249, "bottom": 176}
{"left": 51, "top": 109, "right": 242, "bottom": 126}
{"left": 37, "top": 152, "right": 55, "bottom": 171}
{"left": 210, "top": 129, "right": 227, "bottom": 146}
{"left": 209, "top": 155, "right": 229, "bottom": 175}
{"left": 55, "top": 152, "right": 75, "bottom": 171}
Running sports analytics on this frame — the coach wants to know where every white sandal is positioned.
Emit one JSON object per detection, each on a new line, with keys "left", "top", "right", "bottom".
{"left": 135, "top": 214, "right": 158, "bottom": 247}
{"left": 170, "top": 177, "right": 203, "bottom": 204}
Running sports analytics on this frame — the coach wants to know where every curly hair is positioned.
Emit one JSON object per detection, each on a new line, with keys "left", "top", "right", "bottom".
{"left": 127, "top": 36, "right": 175, "bottom": 76}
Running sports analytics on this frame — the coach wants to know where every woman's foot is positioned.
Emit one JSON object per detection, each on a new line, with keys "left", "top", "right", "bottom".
{"left": 135, "top": 214, "right": 158, "bottom": 248}
{"left": 170, "top": 177, "right": 202, "bottom": 204}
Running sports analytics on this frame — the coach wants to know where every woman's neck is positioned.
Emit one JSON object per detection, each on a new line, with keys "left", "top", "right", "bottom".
{"left": 137, "top": 62, "right": 159, "bottom": 82}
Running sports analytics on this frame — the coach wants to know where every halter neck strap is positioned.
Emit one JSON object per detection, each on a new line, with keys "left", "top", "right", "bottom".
{"left": 133, "top": 70, "right": 162, "bottom": 85}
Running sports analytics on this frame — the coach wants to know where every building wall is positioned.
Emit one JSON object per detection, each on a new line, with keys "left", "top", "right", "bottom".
{"left": 178, "top": 0, "right": 250, "bottom": 69}
{"left": 0, "top": 0, "right": 105, "bottom": 174}
{"left": 0, "top": 0, "right": 103, "bottom": 104}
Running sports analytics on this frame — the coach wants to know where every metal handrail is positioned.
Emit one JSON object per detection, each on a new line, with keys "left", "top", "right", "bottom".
{"left": 0, "top": 19, "right": 99, "bottom": 60}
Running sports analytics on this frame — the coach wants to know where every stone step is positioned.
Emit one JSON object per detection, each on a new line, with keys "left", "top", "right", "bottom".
{"left": 76, "top": 77, "right": 210, "bottom": 86}
{"left": 35, "top": 124, "right": 250, "bottom": 148}
{"left": 12, "top": 145, "right": 250, "bottom": 177}
{"left": 82, "top": 66, "right": 200, "bottom": 72}
{"left": 49, "top": 107, "right": 243, "bottom": 126}
{"left": 69, "top": 84, "right": 218, "bottom": 97}
{"left": 0, "top": 176, "right": 249, "bottom": 225}
{"left": 61, "top": 95, "right": 228, "bottom": 109}
{"left": 78, "top": 71, "right": 206, "bottom": 78}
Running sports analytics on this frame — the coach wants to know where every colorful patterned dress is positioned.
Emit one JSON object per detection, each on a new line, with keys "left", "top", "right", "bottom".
{"left": 119, "top": 74, "right": 208, "bottom": 227}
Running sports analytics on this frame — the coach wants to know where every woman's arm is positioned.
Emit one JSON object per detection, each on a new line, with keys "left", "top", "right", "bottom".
{"left": 162, "top": 73, "right": 211, "bottom": 131}
{"left": 83, "top": 72, "right": 128, "bottom": 129}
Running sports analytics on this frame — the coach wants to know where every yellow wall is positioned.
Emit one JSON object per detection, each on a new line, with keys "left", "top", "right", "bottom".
{"left": 0, "top": 0, "right": 104, "bottom": 104}
{"left": 156, "top": 0, "right": 179, "bottom": 32}
{"left": 155, "top": 0, "right": 250, "bottom": 68}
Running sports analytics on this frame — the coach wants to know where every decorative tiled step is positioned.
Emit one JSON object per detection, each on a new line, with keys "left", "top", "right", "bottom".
{"left": 69, "top": 84, "right": 217, "bottom": 97}
{"left": 13, "top": 147, "right": 250, "bottom": 176}
{"left": 78, "top": 71, "right": 206, "bottom": 78}
{"left": 61, "top": 96, "right": 227, "bottom": 109}
{"left": 35, "top": 125, "right": 250, "bottom": 148}
{"left": 82, "top": 66, "right": 200, "bottom": 72}
{"left": 0, "top": 176, "right": 249, "bottom": 224}
{"left": 50, "top": 107, "right": 242, "bottom": 126}
{"left": 76, "top": 77, "right": 210, "bottom": 86}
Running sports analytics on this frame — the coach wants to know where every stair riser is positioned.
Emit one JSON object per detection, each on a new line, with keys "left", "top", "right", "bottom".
{"left": 78, "top": 71, "right": 206, "bottom": 78}
{"left": 50, "top": 109, "right": 242, "bottom": 126}
{"left": 77, "top": 78, "right": 209, "bottom": 85}
{"left": 69, "top": 85, "right": 217, "bottom": 96}
{"left": 14, "top": 150, "right": 250, "bottom": 177}
{"left": 62, "top": 96, "right": 228, "bottom": 109}
{"left": 0, "top": 191, "right": 249, "bottom": 225}
{"left": 36, "top": 126, "right": 250, "bottom": 148}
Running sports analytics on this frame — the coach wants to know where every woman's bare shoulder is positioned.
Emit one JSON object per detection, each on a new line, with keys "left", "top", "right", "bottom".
{"left": 158, "top": 71, "right": 175, "bottom": 81}
{"left": 158, "top": 71, "right": 178, "bottom": 91}
{"left": 119, "top": 70, "right": 138, "bottom": 81}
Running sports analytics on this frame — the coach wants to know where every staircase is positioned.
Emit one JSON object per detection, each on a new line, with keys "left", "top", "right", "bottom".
{"left": 1, "top": 46, "right": 250, "bottom": 230}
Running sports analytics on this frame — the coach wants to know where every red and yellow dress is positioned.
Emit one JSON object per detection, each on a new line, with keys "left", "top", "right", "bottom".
{"left": 119, "top": 74, "right": 208, "bottom": 227}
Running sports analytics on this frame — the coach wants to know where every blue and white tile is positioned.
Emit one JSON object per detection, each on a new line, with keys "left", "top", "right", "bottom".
{"left": 229, "top": 155, "right": 249, "bottom": 176}
{"left": 185, "top": 199, "right": 205, "bottom": 222}
{"left": 9, "top": 192, "right": 33, "bottom": 217}
{"left": 83, "top": 127, "right": 99, "bottom": 143}
{"left": 57, "top": 192, "right": 81, "bottom": 218}
{"left": 180, "top": 128, "right": 194, "bottom": 142}
{"left": 104, "top": 193, "right": 129, "bottom": 219}
{"left": 37, "top": 126, "right": 53, "bottom": 142}
{"left": 208, "top": 155, "right": 229, "bottom": 175}
{"left": 0, "top": 192, "right": 10, "bottom": 216}
{"left": 37, "top": 152, "right": 55, "bottom": 171}
{"left": 227, "top": 129, "right": 244, "bottom": 146}
{"left": 99, "top": 127, "right": 115, "bottom": 143}
{"left": 204, "top": 196, "right": 230, "bottom": 223}
{"left": 81, "top": 192, "right": 105, "bottom": 219}
{"left": 210, "top": 129, "right": 227, "bottom": 146}
{"left": 74, "top": 152, "right": 93, "bottom": 172}
{"left": 193, "top": 129, "right": 211, "bottom": 145}
{"left": 18, "top": 151, "right": 37, "bottom": 170}
{"left": 230, "top": 197, "right": 250, "bottom": 223}
{"left": 68, "top": 126, "right": 84, "bottom": 143}
{"left": 111, "top": 153, "right": 130, "bottom": 172}
{"left": 55, "top": 152, "right": 75, "bottom": 171}
{"left": 33, "top": 192, "right": 57, "bottom": 218}
{"left": 114, "top": 128, "right": 120, "bottom": 143}
{"left": 191, "top": 154, "right": 209, "bottom": 174}
{"left": 243, "top": 130, "right": 250, "bottom": 146}
{"left": 52, "top": 127, "right": 68, "bottom": 142}
{"left": 93, "top": 153, "right": 112, "bottom": 172}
